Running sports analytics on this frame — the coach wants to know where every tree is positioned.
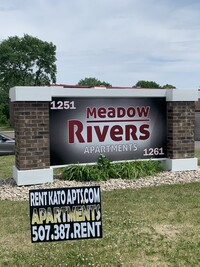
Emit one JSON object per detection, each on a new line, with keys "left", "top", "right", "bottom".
{"left": 78, "top": 77, "right": 111, "bottom": 87}
{"left": 0, "top": 34, "right": 57, "bottom": 123}
{"left": 134, "top": 80, "right": 161, "bottom": 88}
{"left": 0, "top": 34, "right": 57, "bottom": 89}
{"left": 162, "top": 84, "right": 176, "bottom": 89}
{"left": 134, "top": 80, "right": 176, "bottom": 89}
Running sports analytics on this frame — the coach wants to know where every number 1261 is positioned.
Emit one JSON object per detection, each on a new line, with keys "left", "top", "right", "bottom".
{"left": 143, "top": 147, "right": 164, "bottom": 156}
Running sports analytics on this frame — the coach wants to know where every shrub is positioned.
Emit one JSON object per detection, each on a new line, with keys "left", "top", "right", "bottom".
{"left": 60, "top": 155, "right": 164, "bottom": 182}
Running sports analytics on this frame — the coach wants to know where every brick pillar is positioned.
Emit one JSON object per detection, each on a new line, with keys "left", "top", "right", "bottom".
{"left": 13, "top": 101, "right": 50, "bottom": 170}
{"left": 167, "top": 101, "right": 195, "bottom": 159}
{"left": 195, "top": 99, "right": 200, "bottom": 141}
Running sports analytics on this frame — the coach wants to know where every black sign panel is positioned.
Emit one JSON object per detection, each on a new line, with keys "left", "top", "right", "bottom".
{"left": 29, "top": 186, "right": 102, "bottom": 243}
{"left": 49, "top": 97, "right": 167, "bottom": 166}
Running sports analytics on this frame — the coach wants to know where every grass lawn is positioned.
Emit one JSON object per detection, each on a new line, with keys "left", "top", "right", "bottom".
{"left": 0, "top": 125, "right": 14, "bottom": 131}
{"left": 195, "top": 149, "right": 200, "bottom": 165}
{"left": 0, "top": 155, "right": 15, "bottom": 179}
{"left": 0, "top": 149, "right": 200, "bottom": 266}
{"left": 1, "top": 182, "right": 200, "bottom": 267}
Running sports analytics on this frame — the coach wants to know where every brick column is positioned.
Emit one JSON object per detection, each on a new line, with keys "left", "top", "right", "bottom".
{"left": 167, "top": 101, "right": 195, "bottom": 159}
{"left": 195, "top": 99, "right": 200, "bottom": 141}
{"left": 12, "top": 101, "right": 53, "bottom": 185}
{"left": 14, "top": 101, "right": 50, "bottom": 169}
{"left": 165, "top": 101, "right": 197, "bottom": 171}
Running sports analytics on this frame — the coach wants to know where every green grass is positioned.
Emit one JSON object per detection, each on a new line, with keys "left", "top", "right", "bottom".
{"left": 0, "top": 155, "right": 15, "bottom": 179}
{"left": 0, "top": 125, "right": 14, "bottom": 131}
{"left": 0, "top": 150, "right": 200, "bottom": 266}
{"left": 1, "top": 182, "right": 200, "bottom": 266}
{"left": 195, "top": 149, "right": 200, "bottom": 165}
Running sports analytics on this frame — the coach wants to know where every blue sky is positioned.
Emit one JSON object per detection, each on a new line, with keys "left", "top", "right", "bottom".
{"left": 1, "top": 0, "right": 200, "bottom": 89}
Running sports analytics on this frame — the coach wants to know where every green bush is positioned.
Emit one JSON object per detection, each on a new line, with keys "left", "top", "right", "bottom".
{"left": 0, "top": 114, "right": 8, "bottom": 125}
{"left": 0, "top": 103, "right": 9, "bottom": 126}
{"left": 61, "top": 155, "right": 164, "bottom": 182}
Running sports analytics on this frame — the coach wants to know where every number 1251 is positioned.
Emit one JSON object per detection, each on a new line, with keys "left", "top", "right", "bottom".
{"left": 50, "top": 101, "right": 76, "bottom": 110}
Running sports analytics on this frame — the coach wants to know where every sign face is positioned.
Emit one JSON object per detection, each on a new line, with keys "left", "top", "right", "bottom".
{"left": 49, "top": 97, "right": 167, "bottom": 166}
{"left": 29, "top": 186, "right": 102, "bottom": 243}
